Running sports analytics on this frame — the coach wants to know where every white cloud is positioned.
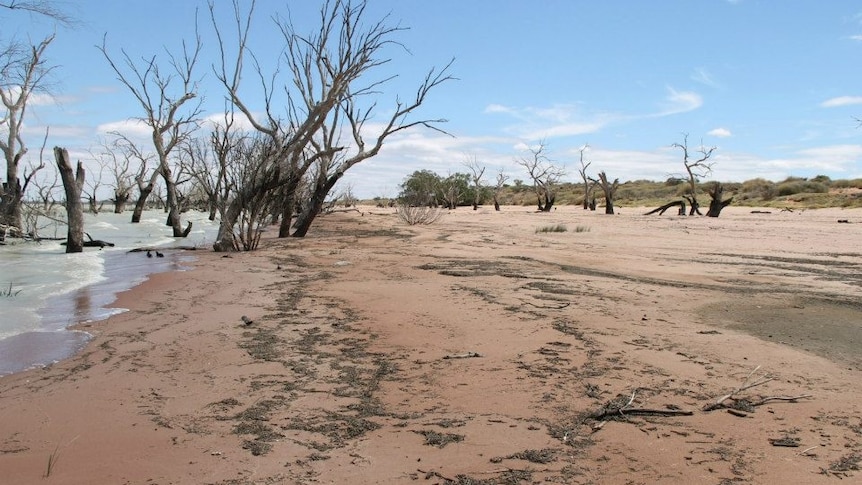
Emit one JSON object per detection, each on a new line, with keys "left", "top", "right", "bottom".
{"left": 820, "top": 96, "right": 862, "bottom": 108}
{"left": 484, "top": 102, "right": 613, "bottom": 141}
{"left": 96, "top": 118, "right": 152, "bottom": 140}
{"left": 654, "top": 87, "right": 703, "bottom": 116}
{"left": 708, "top": 127, "right": 732, "bottom": 138}
{"left": 484, "top": 104, "right": 511, "bottom": 114}
{"left": 850, "top": 35, "right": 862, "bottom": 41}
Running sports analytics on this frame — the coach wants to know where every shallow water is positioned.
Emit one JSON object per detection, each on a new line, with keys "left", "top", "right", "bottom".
{"left": 0, "top": 210, "right": 219, "bottom": 375}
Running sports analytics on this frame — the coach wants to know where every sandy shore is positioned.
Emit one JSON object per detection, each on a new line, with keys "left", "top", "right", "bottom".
{"left": 1, "top": 205, "right": 860, "bottom": 484}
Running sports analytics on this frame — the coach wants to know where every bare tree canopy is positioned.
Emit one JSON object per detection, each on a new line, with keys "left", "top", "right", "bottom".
{"left": 516, "top": 141, "right": 564, "bottom": 212}
{"left": 0, "top": 34, "right": 55, "bottom": 229}
{"left": 209, "top": 0, "right": 454, "bottom": 249}
{"left": 98, "top": 26, "right": 203, "bottom": 237}
{"left": 0, "top": 1, "right": 75, "bottom": 25}
{"left": 672, "top": 133, "right": 716, "bottom": 216}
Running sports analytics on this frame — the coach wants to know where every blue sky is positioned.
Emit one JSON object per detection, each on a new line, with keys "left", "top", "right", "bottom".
{"left": 9, "top": 0, "right": 862, "bottom": 199}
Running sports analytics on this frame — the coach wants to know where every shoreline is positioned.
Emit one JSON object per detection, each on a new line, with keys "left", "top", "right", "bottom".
{"left": 1, "top": 206, "right": 860, "bottom": 484}
{"left": 0, "top": 249, "right": 196, "bottom": 376}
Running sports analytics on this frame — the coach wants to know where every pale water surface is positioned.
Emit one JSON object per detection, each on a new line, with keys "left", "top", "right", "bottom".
{"left": 0, "top": 210, "right": 219, "bottom": 375}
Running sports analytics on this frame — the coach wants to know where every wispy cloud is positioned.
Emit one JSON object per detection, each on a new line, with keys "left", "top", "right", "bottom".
{"left": 654, "top": 87, "right": 703, "bottom": 116}
{"left": 96, "top": 118, "right": 151, "bottom": 140}
{"left": 820, "top": 96, "right": 862, "bottom": 108}
{"left": 708, "top": 127, "right": 732, "bottom": 138}
{"left": 484, "top": 103, "right": 614, "bottom": 141}
{"left": 691, "top": 68, "right": 721, "bottom": 89}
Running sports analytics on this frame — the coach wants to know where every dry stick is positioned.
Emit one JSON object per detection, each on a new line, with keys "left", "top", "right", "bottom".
{"left": 524, "top": 300, "right": 570, "bottom": 310}
{"left": 751, "top": 394, "right": 813, "bottom": 406}
{"left": 704, "top": 365, "right": 775, "bottom": 411}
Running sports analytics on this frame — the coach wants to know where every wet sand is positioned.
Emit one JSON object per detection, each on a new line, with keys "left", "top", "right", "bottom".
{"left": 0, "top": 250, "right": 194, "bottom": 375}
{"left": 0, "top": 205, "right": 860, "bottom": 484}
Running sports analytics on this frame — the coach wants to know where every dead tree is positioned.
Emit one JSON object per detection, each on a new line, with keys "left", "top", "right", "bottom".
{"left": 54, "top": 147, "right": 84, "bottom": 253}
{"left": 99, "top": 28, "right": 202, "bottom": 237}
{"left": 492, "top": 168, "right": 508, "bottom": 211}
{"left": 672, "top": 134, "right": 716, "bottom": 216}
{"left": 182, "top": 112, "right": 236, "bottom": 221}
{"left": 83, "top": 150, "right": 107, "bottom": 214}
{"left": 292, "top": 58, "right": 454, "bottom": 236}
{"left": 593, "top": 171, "right": 619, "bottom": 215}
{"left": 94, "top": 139, "right": 136, "bottom": 214}
{"left": 210, "top": 0, "right": 453, "bottom": 248}
{"left": 706, "top": 182, "right": 733, "bottom": 217}
{"left": 577, "top": 144, "right": 596, "bottom": 210}
{"left": 114, "top": 136, "right": 159, "bottom": 223}
{"left": 0, "top": 34, "right": 55, "bottom": 230}
{"left": 464, "top": 155, "right": 485, "bottom": 210}
{"left": 644, "top": 200, "right": 686, "bottom": 216}
{"left": 516, "top": 142, "right": 563, "bottom": 212}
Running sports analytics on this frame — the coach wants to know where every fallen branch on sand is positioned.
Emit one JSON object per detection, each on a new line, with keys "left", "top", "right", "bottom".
{"left": 587, "top": 391, "right": 693, "bottom": 432}
{"left": 442, "top": 352, "right": 481, "bottom": 360}
{"left": 523, "top": 301, "right": 570, "bottom": 310}
{"left": 703, "top": 365, "right": 812, "bottom": 412}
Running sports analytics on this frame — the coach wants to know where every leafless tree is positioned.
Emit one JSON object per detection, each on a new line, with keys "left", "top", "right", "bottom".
{"left": 0, "top": 1, "right": 75, "bottom": 25}
{"left": 54, "top": 146, "right": 84, "bottom": 252}
{"left": 516, "top": 142, "right": 564, "bottom": 212}
{"left": 98, "top": 27, "right": 203, "bottom": 237}
{"left": 210, "top": 0, "right": 454, "bottom": 248}
{"left": 90, "top": 139, "right": 135, "bottom": 213}
{"left": 672, "top": 133, "right": 716, "bottom": 216}
{"left": 593, "top": 171, "right": 619, "bottom": 215}
{"left": 463, "top": 155, "right": 485, "bottom": 210}
{"left": 28, "top": 161, "right": 58, "bottom": 211}
{"left": 577, "top": 144, "right": 596, "bottom": 210}
{"left": 83, "top": 151, "right": 107, "bottom": 214}
{"left": 0, "top": 34, "right": 54, "bottom": 230}
{"left": 491, "top": 168, "right": 508, "bottom": 211}
{"left": 114, "top": 136, "right": 159, "bottom": 223}
{"left": 181, "top": 112, "right": 237, "bottom": 221}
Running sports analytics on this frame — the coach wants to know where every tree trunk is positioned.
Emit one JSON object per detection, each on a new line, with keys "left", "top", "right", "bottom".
{"left": 292, "top": 171, "right": 342, "bottom": 238}
{"left": 706, "top": 183, "right": 733, "bottom": 217}
{"left": 685, "top": 195, "right": 702, "bottom": 216}
{"left": 55, "top": 147, "right": 85, "bottom": 253}
{"left": 113, "top": 190, "right": 129, "bottom": 213}
{"left": 0, "top": 178, "right": 24, "bottom": 230}
{"left": 207, "top": 193, "right": 218, "bottom": 221}
{"left": 213, "top": 199, "right": 242, "bottom": 252}
{"left": 163, "top": 176, "right": 186, "bottom": 237}
{"left": 493, "top": 196, "right": 500, "bottom": 211}
{"left": 542, "top": 193, "right": 555, "bottom": 212}
{"left": 131, "top": 169, "right": 160, "bottom": 223}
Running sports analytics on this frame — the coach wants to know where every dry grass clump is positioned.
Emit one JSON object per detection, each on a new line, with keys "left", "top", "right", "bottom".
{"left": 396, "top": 204, "right": 444, "bottom": 225}
{"left": 536, "top": 224, "right": 567, "bottom": 233}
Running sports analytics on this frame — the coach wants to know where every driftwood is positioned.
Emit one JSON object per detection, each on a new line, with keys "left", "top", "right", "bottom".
{"left": 62, "top": 232, "right": 114, "bottom": 249}
{"left": 703, "top": 366, "right": 812, "bottom": 412}
{"left": 645, "top": 200, "right": 686, "bottom": 216}
{"left": 587, "top": 391, "right": 693, "bottom": 433}
{"left": 128, "top": 246, "right": 199, "bottom": 253}
{"left": 442, "top": 352, "right": 481, "bottom": 360}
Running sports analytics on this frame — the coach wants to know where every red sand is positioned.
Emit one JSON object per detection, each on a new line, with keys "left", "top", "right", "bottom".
{"left": 1, "top": 205, "right": 860, "bottom": 484}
